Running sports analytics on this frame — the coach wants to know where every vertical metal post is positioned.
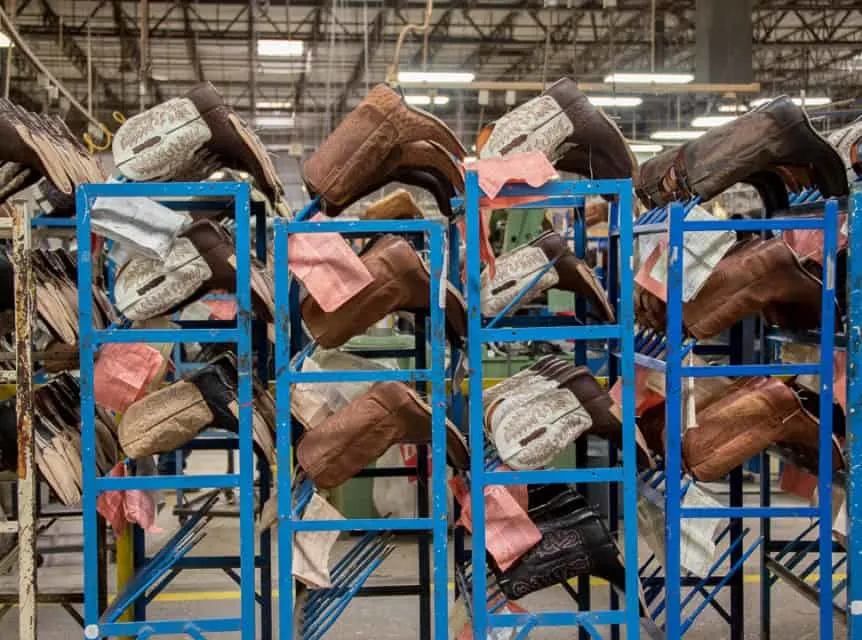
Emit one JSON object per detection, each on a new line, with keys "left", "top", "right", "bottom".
{"left": 465, "top": 170, "right": 489, "bottom": 637}
{"left": 759, "top": 449, "right": 771, "bottom": 640}
{"left": 618, "top": 185, "right": 640, "bottom": 640}
{"left": 12, "top": 202, "right": 36, "bottom": 640}
{"left": 847, "top": 191, "right": 862, "bottom": 640}
{"left": 274, "top": 219, "right": 295, "bottom": 638}
{"left": 428, "top": 224, "right": 449, "bottom": 640}
{"left": 728, "top": 317, "right": 755, "bottom": 640}
{"left": 573, "top": 205, "right": 590, "bottom": 640}
{"left": 664, "top": 202, "right": 685, "bottom": 640}
{"left": 607, "top": 199, "right": 622, "bottom": 640}
{"left": 817, "top": 199, "right": 838, "bottom": 640}
{"left": 248, "top": 0, "right": 258, "bottom": 120}
{"left": 234, "top": 183, "right": 256, "bottom": 640}
{"left": 415, "top": 299, "right": 431, "bottom": 640}
{"left": 76, "top": 185, "right": 100, "bottom": 639}
{"left": 254, "top": 202, "right": 273, "bottom": 640}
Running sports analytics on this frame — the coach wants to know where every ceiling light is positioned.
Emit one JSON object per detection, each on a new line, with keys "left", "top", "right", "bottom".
{"left": 629, "top": 143, "right": 664, "bottom": 153}
{"left": 718, "top": 104, "right": 748, "bottom": 113}
{"left": 750, "top": 96, "right": 832, "bottom": 108}
{"left": 587, "top": 96, "right": 643, "bottom": 107}
{"left": 650, "top": 129, "right": 707, "bottom": 141}
{"left": 604, "top": 72, "right": 694, "bottom": 84}
{"left": 398, "top": 71, "right": 475, "bottom": 84}
{"left": 404, "top": 95, "right": 450, "bottom": 106}
{"left": 690, "top": 115, "right": 738, "bottom": 128}
{"left": 257, "top": 39, "right": 304, "bottom": 57}
{"left": 0, "top": 33, "right": 11, "bottom": 48}
{"left": 256, "top": 100, "right": 293, "bottom": 109}
{"left": 254, "top": 115, "right": 295, "bottom": 129}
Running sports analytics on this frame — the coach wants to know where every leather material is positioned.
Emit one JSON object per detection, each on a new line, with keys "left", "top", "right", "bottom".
{"left": 296, "top": 381, "right": 469, "bottom": 488}
{"left": 636, "top": 96, "right": 848, "bottom": 207}
{"left": 490, "top": 381, "right": 593, "bottom": 469}
{"left": 304, "top": 84, "right": 465, "bottom": 208}
{"left": 181, "top": 220, "right": 275, "bottom": 322}
{"left": 479, "top": 76, "right": 637, "bottom": 182}
{"left": 683, "top": 377, "right": 845, "bottom": 481}
{"left": 495, "top": 506, "right": 626, "bottom": 600}
{"left": 531, "top": 231, "right": 616, "bottom": 321}
{"left": 113, "top": 85, "right": 284, "bottom": 202}
{"left": 301, "top": 234, "right": 467, "bottom": 348}
{"left": 636, "top": 237, "right": 829, "bottom": 339}
{"left": 363, "top": 189, "right": 423, "bottom": 220}
{"left": 119, "top": 380, "right": 214, "bottom": 458}
{"left": 114, "top": 237, "right": 213, "bottom": 321}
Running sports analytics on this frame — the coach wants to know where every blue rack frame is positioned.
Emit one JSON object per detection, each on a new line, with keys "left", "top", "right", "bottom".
{"left": 627, "top": 194, "right": 846, "bottom": 639}
{"left": 847, "top": 191, "right": 862, "bottom": 640}
{"left": 77, "top": 182, "right": 259, "bottom": 639}
{"left": 272, "top": 214, "right": 451, "bottom": 638}
{"left": 460, "top": 173, "right": 640, "bottom": 637}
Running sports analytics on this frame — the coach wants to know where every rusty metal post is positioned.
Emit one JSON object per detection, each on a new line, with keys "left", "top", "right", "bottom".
{"left": 12, "top": 201, "right": 36, "bottom": 640}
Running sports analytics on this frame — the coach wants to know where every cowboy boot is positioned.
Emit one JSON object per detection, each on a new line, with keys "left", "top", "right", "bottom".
{"left": 682, "top": 377, "right": 845, "bottom": 482}
{"left": 300, "top": 234, "right": 467, "bottom": 349}
{"left": 304, "top": 84, "right": 465, "bottom": 209}
{"left": 296, "top": 381, "right": 468, "bottom": 489}
{"left": 478, "top": 76, "right": 637, "bottom": 182}
{"left": 638, "top": 96, "right": 847, "bottom": 207}
{"left": 684, "top": 237, "right": 828, "bottom": 339}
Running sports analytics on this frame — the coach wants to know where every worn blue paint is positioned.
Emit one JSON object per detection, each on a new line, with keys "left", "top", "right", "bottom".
{"left": 848, "top": 191, "right": 862, "bottom": 640}
{"left": 77, "top": 182, "right": 259, "bottom": 640}
{"left": 273, "top": 215, "right": 450, "bottom": 639}
{"left": 463, "top": 172, "right": 639, "bottom": 637}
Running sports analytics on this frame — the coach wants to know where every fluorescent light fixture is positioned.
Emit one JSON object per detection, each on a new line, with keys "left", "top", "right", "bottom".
{"left": 650, "top": 129, "right": 706, "bottom": 141}
{"left": 0, "top": 33, "right": 10, "bottom": 48}
{"left": 690, "top": 115, "right": 738, "bottom": 128}
{"left": 750, "top": 96, "right": 832, "bottom": 108}
{"left": 587, "top": 96, "right": 643, "bottom": 107}
{"left": 254, "top": 115, "right": 295, "bottom": 128}
{"left": 604, "top": 72, "right": 694, "bottom": 84}
{"left": 718, "top": 104, "right": 748, "bottom": 113}
{"left": 257, "top": 39, "right": 304, "bottom": 57}
{"left": 629, "top": 143, "right": 664, "bottom": 153}
{"left": 398, "top": 71, "right": 475, "bottom": 84}
{"left": 404, "top": 95, "right": 450, "bottom": 106}
{"left": 256, "top": 100, "right": 293, "bottom": 109}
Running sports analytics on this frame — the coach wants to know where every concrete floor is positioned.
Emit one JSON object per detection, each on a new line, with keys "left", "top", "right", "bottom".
{"left": 0, "top": 453, "right": 847, "bottom": 639}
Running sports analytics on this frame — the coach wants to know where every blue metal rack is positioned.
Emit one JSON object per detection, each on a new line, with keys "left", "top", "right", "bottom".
{"left": 458, "top": 173, "right": 640, "bottom": 637}
{"left": 623, "top": 191, "right": 851, "bottom": 639}
{"left": 272, "top": 212, "right": 451, "bottom": 639}
{"left": 77, "top": 182, "right": 260, "bottom": 639}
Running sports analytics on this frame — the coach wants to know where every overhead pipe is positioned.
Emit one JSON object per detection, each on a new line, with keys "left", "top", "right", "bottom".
{"left": 0, "top": 4, "right": 103, "bottom": 129}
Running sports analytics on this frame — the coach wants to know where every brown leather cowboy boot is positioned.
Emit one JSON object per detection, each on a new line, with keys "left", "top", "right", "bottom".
{"left": 637, "top": 96, "right": 847, "bottom": 207}
{"left": 301, "top": 235, "right": 467, "bottom": 348}
{"left": 684, "top": 237, "right": 827, "bottom": 339}
{"left": 304, "top": 84, "right": 466, "bottom": 209}
{"left": 296, "top": 380, "right": 469, "bottom": 488}
{"left": 682, "top": 377, "right": 845, "bottom": 482}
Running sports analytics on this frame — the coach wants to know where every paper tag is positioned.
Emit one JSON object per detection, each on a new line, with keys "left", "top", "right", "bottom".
{"left": 637, "top": 205, "right": 736, "bottom": 302}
